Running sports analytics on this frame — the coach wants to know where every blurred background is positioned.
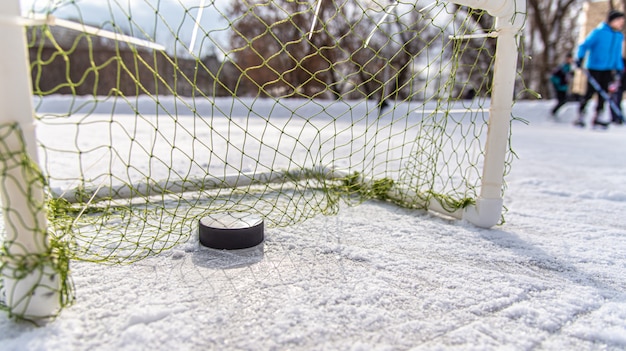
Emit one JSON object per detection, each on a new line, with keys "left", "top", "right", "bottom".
{"left": 18, "top": 0, "right": 626, "bottom": 101}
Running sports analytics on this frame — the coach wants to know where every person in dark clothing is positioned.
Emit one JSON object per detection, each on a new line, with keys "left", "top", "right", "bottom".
{"left": 378, "top": 98, "right": 390, "bottom": 116}
{"left": 609, "top": 58, "right": 626, "bottom": 125}
{"left": 574, "top": 10, "right": 625, "bottom": 128}
{"left": 550, "top": 53, "right": 574, "bottom": 117}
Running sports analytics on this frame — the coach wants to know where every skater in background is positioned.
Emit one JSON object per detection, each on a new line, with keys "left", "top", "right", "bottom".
{"left": 609, "top": 58, "right": 626, "bottom": 125}
{"left": 550, "top": 53, "right": 574, "bottom": 117}
{"left": 574, "top": 10, "right": 625, "bottom": 128}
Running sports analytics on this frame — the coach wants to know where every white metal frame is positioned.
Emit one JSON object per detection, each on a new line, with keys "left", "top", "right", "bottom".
{"left": 0, "top": 0, "right": 525, "bottom": 319}
{"left": 450, "top": 0, "right": 526, "bottom": 228}
{"left": 0, "top": 0, "right": 60, "bottom": 319}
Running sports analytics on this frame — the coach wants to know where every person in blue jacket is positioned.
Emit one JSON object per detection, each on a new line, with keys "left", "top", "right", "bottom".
{"left": 550, "top": 53, "right": 574, "bottom": 117}
{"left": 574, "top": 10, "right": 625, "bottom": 128}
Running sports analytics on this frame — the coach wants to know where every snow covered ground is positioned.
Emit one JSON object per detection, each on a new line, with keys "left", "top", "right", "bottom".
{"left": 1, "top": 99, "right": 626, "bottom": 350}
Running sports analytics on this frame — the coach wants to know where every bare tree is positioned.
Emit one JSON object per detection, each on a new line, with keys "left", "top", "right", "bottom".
{"left": 227, "top": 0, "right": 348, "bottom": 98}
{"left": 524, "top": 0, "right": 583, "bottom": 99}
{"left": 227, "top": 0, "right": 460, "bottom": 102}
{"left": 224, "top": 0, "right": 597, "bottom": 102}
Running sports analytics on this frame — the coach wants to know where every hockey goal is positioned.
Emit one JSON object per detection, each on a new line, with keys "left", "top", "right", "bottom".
{"left": 0, "top": 0, "right": 526, "bottom": 320}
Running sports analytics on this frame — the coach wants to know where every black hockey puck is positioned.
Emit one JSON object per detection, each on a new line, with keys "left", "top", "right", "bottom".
{"left": 198, "top": 212, "right": 264, "bottom": 250}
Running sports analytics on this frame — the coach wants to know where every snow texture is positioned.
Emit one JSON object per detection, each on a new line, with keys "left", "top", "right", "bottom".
{"left": 1, "top": 97, "right": 626, "bottom": 350}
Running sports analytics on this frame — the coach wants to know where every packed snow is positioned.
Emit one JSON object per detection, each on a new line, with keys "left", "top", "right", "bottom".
{"left": 6, "top": 0, "right": 625, "bottom": 349}
{"left": 1, "top": 97, "right": 626, "bottom": 350}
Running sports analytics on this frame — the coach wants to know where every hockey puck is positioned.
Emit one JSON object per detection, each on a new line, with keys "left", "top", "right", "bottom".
{"left": 198, "top": 212, "right": 264, "bottom": 250}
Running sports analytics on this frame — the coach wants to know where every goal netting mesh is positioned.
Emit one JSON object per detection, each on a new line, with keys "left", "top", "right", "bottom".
{"left": 1, "top": 0, "right": 523, "bottom": 318}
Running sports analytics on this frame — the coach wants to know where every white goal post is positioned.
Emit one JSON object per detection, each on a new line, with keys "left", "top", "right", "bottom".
{"left": 0, "top": 0, "right": 61, "bottom": 319}
{"left": 453, "top": 0, "right": 526, "bottom": 227}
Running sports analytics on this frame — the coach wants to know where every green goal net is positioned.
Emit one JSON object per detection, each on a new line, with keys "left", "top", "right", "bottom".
{"left": 1, "top": 0, "right": 525, "bottom": 320}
